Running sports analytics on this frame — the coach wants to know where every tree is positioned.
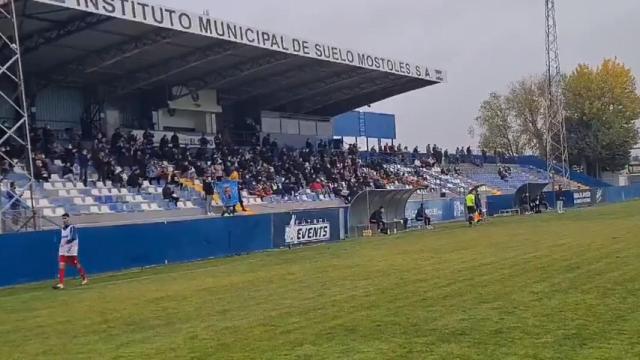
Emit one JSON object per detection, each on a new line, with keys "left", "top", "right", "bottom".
{"left": 472, "top": 76, "right": 547, "bottom": 157}
{"left": 564, "top": 58, "right": 640, "bottom": 177}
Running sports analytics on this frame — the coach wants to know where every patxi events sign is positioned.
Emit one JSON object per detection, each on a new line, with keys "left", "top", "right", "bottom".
{"left": 36, "top": 0, "right": 446, "bottom": 82}
{"left": 284, "top": 215, "right": 330, "bottom": 245}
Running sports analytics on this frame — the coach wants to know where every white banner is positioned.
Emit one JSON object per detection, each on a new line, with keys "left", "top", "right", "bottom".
{"left": 285, "top": 215, "right": 330, "bottom": 244}
{"left": 36, "top": 0, "right": 446, "bottom": 82}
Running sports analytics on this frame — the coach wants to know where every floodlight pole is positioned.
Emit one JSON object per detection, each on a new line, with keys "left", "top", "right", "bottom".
{"left": 544, "top": 0, "right": 570, "bottom": 190}
{"left": 0, "top": 0, "right": 37, "bottom": 232}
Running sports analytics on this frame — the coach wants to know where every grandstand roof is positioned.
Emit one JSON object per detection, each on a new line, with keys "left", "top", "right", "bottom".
{"left": 7, "top": 0, "right": 446, "bottom": 116}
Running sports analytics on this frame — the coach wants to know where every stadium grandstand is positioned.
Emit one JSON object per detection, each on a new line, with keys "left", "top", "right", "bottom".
{"left": 0, "top": 0, "right": 605, "bottom": 234}
{"left": 0, "top": 1, "right": 608, "bottom": 236}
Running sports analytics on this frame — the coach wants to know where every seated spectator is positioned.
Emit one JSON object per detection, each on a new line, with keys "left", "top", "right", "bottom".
{"left": 112, "top": 169, "right": 125, "bottom": 188}
{"left": 33, "top": 159, "right": 50, "bottom": 182}
{"left": 127, "top": 168, "right": 143, "bottom": 192}
{"left": 168, "top": 171, "right": 183, "bottom": 190}
{"left": 369, "top": 206, "right": 387, "bottom": 233}
{"left": 61, "top": 162, "right": 75, "bottom": 182}
{"left": 162, "top": 183, "right": 179, "bottom": 206}
{"left": 415, "top": 203, "right": 434, "bottom": 229}
{"left": 309, "top": 178, "right": 323, "bottom": 194}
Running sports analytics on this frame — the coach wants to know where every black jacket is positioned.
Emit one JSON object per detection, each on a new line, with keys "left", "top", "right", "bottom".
{"left": 203, "top": 181, "right": 215, "bottom": 195}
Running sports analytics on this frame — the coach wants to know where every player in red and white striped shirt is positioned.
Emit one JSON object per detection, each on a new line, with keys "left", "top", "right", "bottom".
{"left": 53, "top": 213, "right": 88, "bottom": 289}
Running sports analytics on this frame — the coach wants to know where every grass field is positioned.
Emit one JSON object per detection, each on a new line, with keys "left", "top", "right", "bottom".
{"left": 1, "top": 202, "right": 640, "bottom": 359}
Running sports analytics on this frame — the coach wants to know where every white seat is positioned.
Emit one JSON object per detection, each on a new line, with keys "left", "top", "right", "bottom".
{"left": 50, "top": 174, "right": 62, "bottom": 182}
{"left": 96, "top": 181, "right": 106, "bottom": 189}
{"left": 84, "top": 197, "right": 97, "bottom": 205}
{"left": 36, "top": 199, "right": 52, "bottom": 208}
{"left": 64, "top": 182, "right": 75, "bottom": 189}
{"left": 53, "top": 182, "right": 64, "bottom": 189}
{"left": 185, "top": 201, "right": 196, "bottom": 209}
{"left": 119, "top": 188, "right": 130, "bottom": 195}
{"left": 140, "top": 203, "right": 151, "bottom": 211}
{"left": 58, "top": 190, "right": 69, "bottom": 197}
{"left": 42, "top": 208, "right": 56, "bottom": 217}
{"left": 53, "top": 159, "right": 63, "bottom": 167}
{"left": 99, "top": 205, "right": 113, "bottom": 214}
{"left": 124, "top": 195, "right": 135, "bottom": 202}
{"left": 142, "top": 180, "right": 151, "bottom": 188}
{"left": 149, "top": 203, "right": 162, "bottom": 211}
{"left": 75, "top": 183, "right": 86, "bottom": 190}
{"left": 100, "top": 189, "right": 110, "bottom": 196}
{"left": 177, "top": 201, "right": 186, "bottom": 209}
{"left": 68, "top": 190, "right": 80, "bottom": 197}
{"left": 148, "top": 187, "right": 159, "bottom": 194}
{"left": 90, "top": 189, "right": 101, "bottom": 197}
{"left": 89, "top": 206, "right": 101, "bottom": 214}
{"left": 73, "top": 197, "right": 84, "bottom": 205}
{"left": 109, "top": 189, "right": 120, "bottom": 196}
{"left": 43, "top": 182, "right": 54, "bottom": 190}
{"left": 43, "top": 207, "right": 65, "bottom": 217}
{"left": 134, "top": 195, "right": 145, "bottom": 202}
{"left": 105, "top": 181, "right": 113, "bottom": 188}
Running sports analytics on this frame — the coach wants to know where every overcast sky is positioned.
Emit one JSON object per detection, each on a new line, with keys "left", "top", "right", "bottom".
{"left": 162, "top": 0, "right": 640, "bottom": 149}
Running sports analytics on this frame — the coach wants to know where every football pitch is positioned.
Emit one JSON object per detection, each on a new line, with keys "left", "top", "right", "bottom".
{"left": 1, "top": 202, "right": 639, "bottom": 359}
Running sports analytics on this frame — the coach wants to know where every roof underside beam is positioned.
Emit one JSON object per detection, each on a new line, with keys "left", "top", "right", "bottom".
{"left": 112, "top": 41, "right": 245, "bottom": 94}
{"left": 40, "top": 28, "right": 178, "bottom": 82}
{"left": 256, "top": 68, "right": 373, "bottom": 110}
{"left": 311, "top": 78, "right": 426, "bottom": 116}
{"left": 22, "top": 13, "right": 112, "bottom": 55}
{"left": 287, "top": 73, "right": 404, "bottom": 114}
{"left": 183, "top": 52, "right": 294, "bottom": 94}
{"left": 223, "top": 62, "right": 345, "bottom": 106}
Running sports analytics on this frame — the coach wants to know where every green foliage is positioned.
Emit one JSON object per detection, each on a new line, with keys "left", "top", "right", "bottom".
{"left": 473, "top": 76, "right": 547, "bottom": 157}
{"left": 565, "top": 58, "right": 640, "bottom": 175}
{"left": 2, "top": 202, "right": 640, "bottom": 359}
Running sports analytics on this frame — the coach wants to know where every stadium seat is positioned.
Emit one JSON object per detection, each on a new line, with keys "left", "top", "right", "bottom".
{"left": 149, "top": 203, "right": 162, "bottom": 211}
{"left": 36, "top": 199, "right": 52, "bottom": 208}
{"left": 90, "top": 189, "right": 101, "bottom": 197}
{"left": 53, "top": 182, "right": 64, "bottom": 190}
{"left": 99, "top": 205, "right": 113, "bottom": 214}
{"left": 43, "top": 182, "right": 54, "bottom": 191}
{"left": 89, "top": 206, "right": 101, "bottom": 214}
{"left": 43, "top": 207, "right": 65, "bottom": 217}
{"left": 57, "top": 190, "right": 69, "bottom": 197}
{"left": 73, "top": 197, "right": 84, "bottom": 206}
{"left": 50, "top": 174, "right": 62, "bottom": 182}
{"left": 68, "top": 190, "right": 80, "bottom": 197}
{"left": 84, "top": 197, "right": 97, "bottom": 205}
{"left": 133, "top": 195, "right": 145, "bottom": 202}
{"left": 142, "top": 180, "right": 151, "bottom": 188}
{"left": 96, "top": 181, "right": 106, "bottom": 189}
{"left": 109, "top": 189, "right": 120, "bottom": 196}
{"left": 120, "top": 188, "right": 130, "bottom": 195}
{"left": 100, "top": 189, "right": 110, "bottom": 196}
{"left": 64, "top": 182, "right": 75, "bottom": 189}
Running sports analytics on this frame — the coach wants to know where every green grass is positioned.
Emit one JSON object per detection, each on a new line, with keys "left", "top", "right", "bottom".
{"left": 1, "top": 202, "right": 640, "bottom": 359}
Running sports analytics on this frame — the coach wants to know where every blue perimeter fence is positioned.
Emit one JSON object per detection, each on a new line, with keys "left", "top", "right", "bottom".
{"left": 0, "top": 208, "right": 346, "bottom": 287}
{"left": 486, "top": 183, "right": 640, "bottom": 216}
{"left": 2, "top": 183, "right": 640, "bottom": 287}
